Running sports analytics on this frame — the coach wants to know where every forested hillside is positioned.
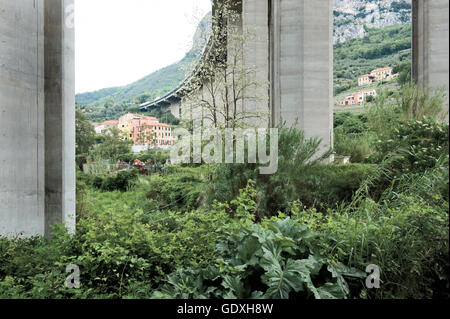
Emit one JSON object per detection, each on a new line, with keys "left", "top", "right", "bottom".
{"left": 77, "top": 51, "right": 196, "bottom": 122}
{"left": 334, "top": 23, "right": 411, "bottom": 95}
{"left": 75, "top": 87, "right": 121, "bottom": 106}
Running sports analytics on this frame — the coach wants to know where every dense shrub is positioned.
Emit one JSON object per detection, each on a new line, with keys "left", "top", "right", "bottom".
{"left": 1, "top": 167, "right": 448, "bottom": 299}
{"left": 334, "top": 128, "right": 374, "bottom": 163}
{"left": 393, "top": 59, "right": 412, "bottom": 85}
{"left": 90, "top": 169, "right": 139, "bottom": 192}
{"left": 208, "top": 127, "right": 322, "bottom": 217}
{"left": 0, "top": 226, "right": 81, "bottom": 298}
{"left": 298, "top": 194, "right": 449, "bottom": 299}
{"left": 334, "top": 112, "right": 369, "bottom": 134}
{"left": 153, "top": 216, "right": 365, "bottom": 299}
{"left": 333, "top": 113, "right": 374, "bottom": 162}
{"left": 209, "top": 126, "right": 374, "bottom": 216}
{"left": 373, "top": 117, "right": 449, "bottom": 174}
{"left": 146, "top": 166, "right": 205, "bottom": 212}
{"left": 292, "top": 164, "right": 377, "bottom": 209}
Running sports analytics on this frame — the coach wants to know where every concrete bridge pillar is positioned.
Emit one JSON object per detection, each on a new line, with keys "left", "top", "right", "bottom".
{"left": 412, "top": 0, "right": 449, "bottom": 120}
{"left": 0, "top": 0, "right": 75, "bottom": 238}
{"left": 270, "top": 0, "right": 334, "bottom": 151}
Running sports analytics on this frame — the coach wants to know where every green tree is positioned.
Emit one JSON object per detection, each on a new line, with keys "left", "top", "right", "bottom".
{"left": 182, "top": 0, "right": 269, "bottom": 129}
{"left": 76, "top": 110, "right": 96, "bottom": 169}
{"left": 365, "top": 95, "right": 375, "bottom": 103}
{"left": 89, "top": 127, "right": 132, "bottom": 162}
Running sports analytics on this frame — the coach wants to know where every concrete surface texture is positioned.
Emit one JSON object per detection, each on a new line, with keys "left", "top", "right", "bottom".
{"left": 270, "top": 0, "right": 334, "bottom": 152}
{"left": 0, "top": 0, "right": 75, "bottom": 238}
{"left": 413, "top": 0, "right": 449, "bottom": 121}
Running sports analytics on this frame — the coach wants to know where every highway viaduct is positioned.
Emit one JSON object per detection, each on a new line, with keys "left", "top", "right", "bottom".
{"left": 0, "top": 0, "right": 448, "bottom": 237}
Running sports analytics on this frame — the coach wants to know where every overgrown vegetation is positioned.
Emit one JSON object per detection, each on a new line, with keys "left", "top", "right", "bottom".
{"left": 1, "top": 0, "right": 448, "bottom": 299}
{"left": 1, "top": 84, "right": 448, "bottom": 299}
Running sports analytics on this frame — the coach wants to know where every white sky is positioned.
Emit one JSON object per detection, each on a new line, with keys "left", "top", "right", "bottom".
{"left": 75, "top": 0, "right": 212, "bottom": 94}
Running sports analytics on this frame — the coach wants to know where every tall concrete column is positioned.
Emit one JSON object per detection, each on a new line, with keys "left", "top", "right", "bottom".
{"left": 271, "top": 0, "right": 334, "bottom": 151}
{"left": 0, "top": 0, "right": 75, "bottom": 238}
{"left": 412, "top": 0, "right": 449, "bottom": 121}
{"left": 0, "top": 0, "right": 45, "bottom": 237}
{"left": 242, "top": 0, "right": 270, "bottom": 128}
{"left": 44, "top": 0, "right": 75, "bottom": 235}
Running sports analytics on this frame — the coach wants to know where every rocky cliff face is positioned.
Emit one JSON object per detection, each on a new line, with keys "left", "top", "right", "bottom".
{"left": 334, "top": 0, "right": 412, "bottom": 44}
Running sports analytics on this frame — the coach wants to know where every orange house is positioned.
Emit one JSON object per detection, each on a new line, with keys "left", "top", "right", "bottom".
{"left": 130, "top": 118, "right": 175, "bottom": 147}
{"left": 116, "top": 113, "right": 175, "bottom": 147}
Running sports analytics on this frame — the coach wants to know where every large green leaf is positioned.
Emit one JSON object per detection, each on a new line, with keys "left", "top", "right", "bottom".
{"left": 262, "top": 258, "right": 306, "bottom": 299}
{"left": 221, "top": 275, "right": 245, "bottom": 299}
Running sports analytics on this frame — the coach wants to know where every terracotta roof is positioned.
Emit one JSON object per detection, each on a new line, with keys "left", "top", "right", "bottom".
{"left": 129, "top": 113, "right": 157, "bottom": 121}
{"left": 104, "top": 120, "right": 119, "bottom": 125}
{"left": 129, "top": 118, "right": 172, "bottom": 128}
{"left": 371, "top": 67, "right": 392, "bottom": 73}
{"left": 96, "top": 120, "right": 118, "bottom": 127}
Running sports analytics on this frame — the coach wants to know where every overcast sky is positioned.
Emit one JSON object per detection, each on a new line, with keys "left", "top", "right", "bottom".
{"left": 75, "top": 0, "right": 211, "bottom": 94}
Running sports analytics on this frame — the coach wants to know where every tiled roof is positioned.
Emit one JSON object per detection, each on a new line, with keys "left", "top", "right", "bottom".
{"left": 102, "top": 120, "right": 119, "bottom": 125}
{"left": 129, "top": 113, "right": 157, "bottom": 121}
{"left": 95, "top": 120, "right": 118, "bottom": 128}
{"left": 371, "top": 67, "right": 392, "bottom": 73}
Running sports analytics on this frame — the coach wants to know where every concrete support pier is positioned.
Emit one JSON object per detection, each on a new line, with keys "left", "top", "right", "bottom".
{"left": 413, "top": 0, "right": 449, "bottom": 120}
{"left": 270, "top": 0, "right": 334, "bottom": 151}
{"left": 0, "top": 0, "right": 75, "bottom": 238}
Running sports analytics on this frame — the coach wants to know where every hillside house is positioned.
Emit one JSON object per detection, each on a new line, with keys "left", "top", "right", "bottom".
{"left": 117, "top": 113, "right": 175, "bottom": 147}
{"left": 94, "top": 120, "right": 119, "bottom": 135}
{"left": 358, "top": 67, "right": 394, "bottom": 86}
{"left": 339, "top": 89, "right": 377, "bottom": 106}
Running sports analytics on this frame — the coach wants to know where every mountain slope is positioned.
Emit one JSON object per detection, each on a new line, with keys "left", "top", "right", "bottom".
{"left": 334, "top": 0, "right": 411, "bottom": 44}
{"left": 76, "top": 12, "right": 212, "bottom": 121}
{"left": 334, "top": 23, "right": 411, "bottom": 95}
{"left": 75, "top": 87, "right": 121, "bottom": 106}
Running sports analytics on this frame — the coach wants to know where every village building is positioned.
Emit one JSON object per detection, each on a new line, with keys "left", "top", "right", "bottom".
{"left": 371, "top": 67, "right": 393, "bottom": 82}
{"left": 358, "top": 67, "right": 394, "bottom": 86}
{"left": 94, "top": 120, "right": 119, "bottom": 135}
{"left": 118, "top": 113, "right": 157, "bottom": 123}
{"left": 358, "top": 74, "right": 375, "bottom": 86}
{"left": 339, "top": 89, "right": 377, "bottom": 106}
{"left": 117, "top": 113, "right": 175, "bottom": 148}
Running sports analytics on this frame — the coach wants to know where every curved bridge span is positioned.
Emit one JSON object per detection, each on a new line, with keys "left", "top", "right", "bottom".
{"left": 141, "top": 0, "right": 338, "bottom": 153}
